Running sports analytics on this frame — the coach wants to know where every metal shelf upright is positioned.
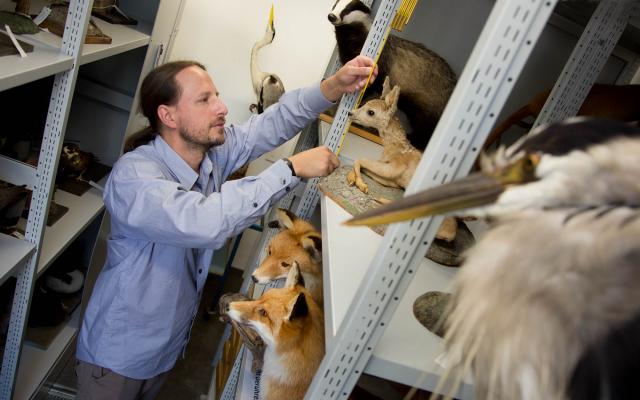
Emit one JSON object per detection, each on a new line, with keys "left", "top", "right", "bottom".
{"left": 0, "top": 1, "right": 93, "bottom": 398}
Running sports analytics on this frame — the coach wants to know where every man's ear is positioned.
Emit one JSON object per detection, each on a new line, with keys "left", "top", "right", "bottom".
{"left": 287, "top": 292, "right": 308, "bottom": 322}
{"left": 301, "top": 233, "right": 322, "bottom": 262}
{"left": 284, "top": 261, "right": 305, "bottom": 288}
{"left": 157, "top": 104, "right": 177, "bottom": 129}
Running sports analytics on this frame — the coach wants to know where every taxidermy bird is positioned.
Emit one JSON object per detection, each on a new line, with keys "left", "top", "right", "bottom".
{"left": 328, "top": 0, "right": 457, "bottom": 151}
{"left": 249, "top": 5, "right": 285, "bottom": 114}
{"left": 345, "top": 118, "right": 640, "bottom": 400}
{"left": 58, "top": 143, "right": 93, "bottom": 181}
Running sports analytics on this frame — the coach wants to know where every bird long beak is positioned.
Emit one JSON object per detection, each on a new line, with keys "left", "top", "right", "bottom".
{"left": 344, "top": 172, "right": 507, "bottom": 226}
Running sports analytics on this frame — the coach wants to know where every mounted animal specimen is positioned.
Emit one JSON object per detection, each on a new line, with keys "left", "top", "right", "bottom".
{"left": 250, "top": 7, "right": 285, "bottom": 114}
{"left": 347, "top": 77, "right": 458, "bottom": 243}
{"left": 328, "top": 0, "right": 456, "bottom": 150}
{"left": 484, "top": 84, "right": 640, "bottom": 149}
{"left": 252, "top": 208, "right": 323, "bottom": 306}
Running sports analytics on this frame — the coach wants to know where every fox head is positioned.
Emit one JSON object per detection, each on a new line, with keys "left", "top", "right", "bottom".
{"left": 348, "top": 76, "right": 400, "bottom": 132}
{"left": 228, "top": 264, "right": 317, "bottom": 348}
{"left": 252, "top": 208, "right": 322, "bottom": 284}
{"left": 328, "top": 0, "right": 371, "bottom": 26}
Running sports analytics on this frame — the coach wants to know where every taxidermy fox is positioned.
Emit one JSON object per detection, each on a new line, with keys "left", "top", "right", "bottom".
{"left": 250, "top": 6, "right": 285, "bottom": 114}
{"left": 227, "top": 264, "right": 324, "bottom": 400}
{"left": 347, "top": 76, "right": 458, "bottom": 242}
{"left": 328, "top": 0, "right": 456, "bottom": 151}
{"left": 252, "top": 208, "right": 323, "bottom": 306}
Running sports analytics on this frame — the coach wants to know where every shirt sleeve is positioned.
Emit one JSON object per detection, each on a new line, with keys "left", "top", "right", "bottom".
{"left": 217, "top": 83, "right": 334, "bottom": 180}
{"left": 105, "top": 156, "right": 300, "bottom": 249}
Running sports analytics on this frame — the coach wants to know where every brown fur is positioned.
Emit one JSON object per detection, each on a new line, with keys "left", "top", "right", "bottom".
{"left": 347, "top": 77, "right": 458, "bottom": 241}
{"left": 228, "top": 265, "right": 324, "bottom": 400}
{"left": 485, "top": 84, "right": 640, "bottom": 149}
{"left": 252, "top": 209, "right": 323, "bottom": 306}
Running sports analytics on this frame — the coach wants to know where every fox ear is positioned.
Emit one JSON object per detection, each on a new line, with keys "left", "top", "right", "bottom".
{"left": 287, "top": 292, "right": 309, "bottom": 321}
{"left": 284, "top": 261, "right": 305, "bottom": 288}
{"left": 268, "top": 208, "right": 297, "bottom": 229}
{"left": 301, "top": 233, "right": 322, "bottom": 261}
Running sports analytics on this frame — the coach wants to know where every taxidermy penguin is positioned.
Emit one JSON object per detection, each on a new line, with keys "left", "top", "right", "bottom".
{"left": 328, "top": 0, "right": 457, "bottom": 150}
{"left": 250, "top": 6, "right": 285, "bottom": 114}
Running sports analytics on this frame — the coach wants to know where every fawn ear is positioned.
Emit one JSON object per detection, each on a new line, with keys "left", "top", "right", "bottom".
{"left": 381, "top": 76, "right": 392, "bottom": 98}
{"left": 268, "top": 208, "right": 297, "bottom": 229}
{"left": 284, "top": 261, "right": 305, "bottom": 288}
{"left": 384, "top": 85, "right": 400, "bottom": 114}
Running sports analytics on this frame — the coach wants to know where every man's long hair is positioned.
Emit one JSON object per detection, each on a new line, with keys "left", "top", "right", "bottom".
{"left": 123, "top": 61, "right": 206, "bottom": 152}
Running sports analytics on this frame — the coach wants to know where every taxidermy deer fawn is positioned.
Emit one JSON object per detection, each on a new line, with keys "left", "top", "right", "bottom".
{"left": 328, "top": 0, "right": 456, "bottom": 151}
{"left": 250, "top": 6, "right": 285, "bottom": 114}
{"left": 347, "top": 77, "right": 458, "bottom": 241}
{"left": 227, "top": 264, "right": 324, "bottom": 400}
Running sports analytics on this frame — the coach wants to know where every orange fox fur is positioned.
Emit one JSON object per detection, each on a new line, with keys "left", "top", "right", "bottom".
{"left": 252, "top": 208, "right": 323, "bottom": 306}
{"left": 228, "top": 265, "right": 325, "bottom": 400}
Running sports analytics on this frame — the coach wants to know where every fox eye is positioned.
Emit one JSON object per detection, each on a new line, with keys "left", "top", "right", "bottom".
{"left": 367, "top": 109, "right": 375, "bottom": 116}
{"left": 281, "top": 261, "right": 290, "bottom": 268}
{"left": 268, "top": 247, "right": 271, "bottom": 256}
{"left": 258, "top": 308, "right": 267, "bottom": 317}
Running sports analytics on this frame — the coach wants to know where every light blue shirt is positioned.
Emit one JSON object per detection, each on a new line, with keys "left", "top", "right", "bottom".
{"left": 76, "top": 85, "right": 333, "bottom": 379}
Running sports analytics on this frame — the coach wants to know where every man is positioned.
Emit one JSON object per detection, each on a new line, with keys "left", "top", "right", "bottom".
{"left": 75, "top": 55, "right": 377, "bottom": 399}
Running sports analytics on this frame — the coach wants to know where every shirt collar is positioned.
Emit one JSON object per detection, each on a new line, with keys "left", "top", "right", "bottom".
{"left": 153, "top": 135, "right": 199, "bottom": 190}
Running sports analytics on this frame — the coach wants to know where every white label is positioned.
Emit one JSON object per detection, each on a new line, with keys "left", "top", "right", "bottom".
{"left": 33, "top": 6, "right": 52, "bottom": 26}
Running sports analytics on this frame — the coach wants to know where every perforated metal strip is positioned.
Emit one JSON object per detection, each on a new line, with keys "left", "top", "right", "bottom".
{"left": 534, "top": 0, "right": 632, "bottom": 128}
{"left": 295, "top": 0, "right": 400, "bottom": 221}
{"left": 304, "top": 0, "right": 558, "bottom": 398}
{"left": 0, "top": 1, "right": 93, "bottom": 398}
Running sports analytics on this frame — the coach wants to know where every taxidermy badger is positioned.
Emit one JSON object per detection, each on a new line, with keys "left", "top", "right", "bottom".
{"left": 250, "top": 7, "right": 285, "bottom": 114}
{"left": 328, "top": 0, "right": 456, "bottom": 150}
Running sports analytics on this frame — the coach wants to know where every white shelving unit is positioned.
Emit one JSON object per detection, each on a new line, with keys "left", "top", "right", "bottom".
{"left": 321, "top": 196, "right": 474, "bottom": 398}
{"left": 0, "top": 0, "right": 183, "bottom": 397}
{"left": 0, "top": 235, "right": 34, "bottom": 287}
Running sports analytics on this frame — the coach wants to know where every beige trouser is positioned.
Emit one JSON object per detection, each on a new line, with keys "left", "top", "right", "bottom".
{"left": 75, "top": 360, "right": 170, "bottom": 400}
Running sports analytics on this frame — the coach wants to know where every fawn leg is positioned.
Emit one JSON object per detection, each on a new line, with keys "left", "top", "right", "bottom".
{"left": 358, "top": 159, "right": 404, "bottom": 189}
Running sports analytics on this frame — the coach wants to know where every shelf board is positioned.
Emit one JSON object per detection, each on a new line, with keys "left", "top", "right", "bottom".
{"left": 0, "top": 37, "right": 72, "bottom": 91}
{"left": 14, "top": 307, "right": 80, "bottom": 400}
{"left": 21, "top": 19, "right": 151, "bottom": 66}
{"left": 0, "top": 233, "right": 34, "bottom": 286}
{"left": 321, "top": 195, "right": 474, "bottom": 398}
{"left": 35, "top": 181, "right": 106, "bottom": 277}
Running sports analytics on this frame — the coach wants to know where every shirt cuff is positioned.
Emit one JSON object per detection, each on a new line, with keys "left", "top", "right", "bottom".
{"left": 261, "top": 159, "right": 301, "bottom": 195}
{"left": 306, "top": 83, "right": 336, "bottom": 111}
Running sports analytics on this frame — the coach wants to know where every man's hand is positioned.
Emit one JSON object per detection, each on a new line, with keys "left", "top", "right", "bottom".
{"left": 289, "top": 146, "right": 340, "bottom": 178}
{"left": 320, "top": 55, "right": 378, "bottom": 102}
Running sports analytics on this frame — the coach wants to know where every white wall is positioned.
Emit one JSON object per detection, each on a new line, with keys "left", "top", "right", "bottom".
{"left": 169, "top": 0, "right": 337, "bottom": 128}
{"left": 169, "top": 0, "right": 338, "bottom": 271}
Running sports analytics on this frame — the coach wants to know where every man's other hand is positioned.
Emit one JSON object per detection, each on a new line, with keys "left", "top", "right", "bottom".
{"left": 320, "top": 55, "right": 378, "bottom": 102}
{"left": 289, "top": 146, "right": 340, "bottom": 178}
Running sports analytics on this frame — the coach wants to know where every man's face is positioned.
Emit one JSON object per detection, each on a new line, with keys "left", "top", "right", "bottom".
{"left": 173, "top": 66, "right": 228, "bottom": 149}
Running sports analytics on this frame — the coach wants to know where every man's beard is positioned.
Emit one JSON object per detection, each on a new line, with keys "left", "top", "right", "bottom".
{"left": 179, "top": 125, "right": 225, "bottom": 151}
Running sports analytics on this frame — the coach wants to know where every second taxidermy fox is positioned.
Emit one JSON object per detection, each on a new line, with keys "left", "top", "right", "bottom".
{"left": 227, "top": 264, "right": 325, "bottom": 400}
{"left": 252, "top": 208, "right": 323, "bottom": 306}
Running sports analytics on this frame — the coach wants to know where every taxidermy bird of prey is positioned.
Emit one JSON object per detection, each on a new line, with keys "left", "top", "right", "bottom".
{"left": 344, "top": 118, "right": 640, "bottom": 400}
{"left": 250, "top": 5, "right": 285, "bottom": 114}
